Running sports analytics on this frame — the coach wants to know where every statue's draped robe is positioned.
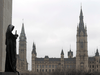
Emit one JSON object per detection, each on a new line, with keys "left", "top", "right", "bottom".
{"left": 5, "top": 25, "right": 17, "bottom": 72}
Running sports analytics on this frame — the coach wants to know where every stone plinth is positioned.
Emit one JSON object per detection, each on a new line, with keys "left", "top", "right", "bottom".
{"left": 0, "top": 0, "right": 12, "bottom": 72}
{"left": 0, "top": 72, "right": 18, "bottom": 75}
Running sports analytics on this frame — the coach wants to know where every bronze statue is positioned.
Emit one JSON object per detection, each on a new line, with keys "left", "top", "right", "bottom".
{"left": 5, "top": 24, "right": 19, "bottom": 75}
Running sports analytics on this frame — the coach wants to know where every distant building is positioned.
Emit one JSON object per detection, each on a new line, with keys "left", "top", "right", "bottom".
{"left": 31, "top": 6, "right": 100, "bottom": 73}
{"left": 17, "top": 6, "right": 100, "bottom": 74}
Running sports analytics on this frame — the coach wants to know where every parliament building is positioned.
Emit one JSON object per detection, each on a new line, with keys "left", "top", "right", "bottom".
{"left": 16, "top": 7, "right": 100, "bottom": 74}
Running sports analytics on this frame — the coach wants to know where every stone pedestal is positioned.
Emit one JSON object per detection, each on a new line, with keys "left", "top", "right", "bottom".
{"left": 0, "top": 0, "right": 12, "bottom": 72}
{"left": 0, "top": 72, "right": 18, "bottom": 75}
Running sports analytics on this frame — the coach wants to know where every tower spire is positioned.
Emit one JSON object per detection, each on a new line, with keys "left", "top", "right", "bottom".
{"left": 20, "top": 21, "right": 26, "bottom": 40}
{"left": 95, "top": 49, "right": 99, "bottom": 56}
{"left": 32, "top": 42, "right": 37, "bottom": 55}
{"left": 21, "top": 22, "right": 25, "bottom": 34}
{"left": 78, "top": 4, "right": 85, "bottom": 34}
{"left": 61, "top": 49, "right": 64, "bottom": 55}
{"left": 80, "top": 4, "right": 83, "bottom": 20}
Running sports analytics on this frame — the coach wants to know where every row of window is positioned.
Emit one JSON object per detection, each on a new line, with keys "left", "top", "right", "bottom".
{"left": 90, "top": 69, "right": 98, "bottom": 72}
{"left": 37, "top": 69, "right": 54, "bottom": 72}
{"left": 37, "top": 65, "right": 57, "bottom": 68}
{"left": 37, "top": 61, "right": 75, "bottom": 64}
{"left": 68, "top": 61, "right": 76, "bottom": 63}
{"left": 38, "top": 61, "right": 57, "bottom": 63}
{"left": 66, "top": 65, "right": 75, "bottom": 68}
{"left": 89, "top": 65, "right": 98, "bottom": 68}
{"left": 37, "top": 65, "right": 75, "bottom": 68}
{"left": 89, "top": 60, "right": 99, "bottom": 63}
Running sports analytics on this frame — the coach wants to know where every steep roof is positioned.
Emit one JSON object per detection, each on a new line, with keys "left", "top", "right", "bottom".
{"left": 32, "top": 42, "right": 37, "bottom": 55}
{"left": 61, "top": 49, "right": 64, "bottom": 55}
{"left": 95, "top": 49, "right": 99, "bottom": 56}
{"left": 78, "top": 6, "right": 85, "bottom": 35}
{"left": 19, "top": 23, "right": 26, "bottom": 40}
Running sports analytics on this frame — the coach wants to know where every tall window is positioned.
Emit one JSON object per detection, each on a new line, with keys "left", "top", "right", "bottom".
{"left": 97, "top": 65, "right": 98, "bottom": 68}
{"left": 37, "top": 69, "right": 38, "bottom": 72}
{"left": 92, "top": 65, "right": 94, "bottom": 68}
{"left": 37, "top": 65, "right": 38, "bottom": 68}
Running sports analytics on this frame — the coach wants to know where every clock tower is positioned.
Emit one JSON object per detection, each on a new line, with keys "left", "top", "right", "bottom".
{"left": 76, "top": 6, "right": 88, "bottom": 72}
{"left": 19, "top": 23, "right": 27, "bottom": 70}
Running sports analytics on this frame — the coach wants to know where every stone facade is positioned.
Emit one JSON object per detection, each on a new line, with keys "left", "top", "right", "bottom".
{"left": 76, "top": 7, "right": 88, "bottom": 72}
{"left": 17, "top": 7, "right": 100, "bottom": 74}
{"left": 0, "top": 0, "right": 12, "bottom": 72}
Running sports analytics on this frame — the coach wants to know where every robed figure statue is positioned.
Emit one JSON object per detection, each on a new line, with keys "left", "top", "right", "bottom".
{"left": 5, "top": 24, "right": 19, "bottom": 75}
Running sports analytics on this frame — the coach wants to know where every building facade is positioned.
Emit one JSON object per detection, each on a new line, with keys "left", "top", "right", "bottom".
{"left": 31, "top": 7, "right": 100, "bottom": 73}
{"left": 0, "top": 0, "right": 12, "bottom": 72}
{"left": 17, "top": 7, "right": 100, "bottom": 73}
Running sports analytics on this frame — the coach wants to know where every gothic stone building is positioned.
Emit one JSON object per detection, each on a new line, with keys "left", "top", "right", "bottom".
{"left": 17, "top": 7, "right": 100, "bottom": 73}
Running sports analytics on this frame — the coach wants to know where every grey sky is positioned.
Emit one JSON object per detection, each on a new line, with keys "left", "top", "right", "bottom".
{"left": 12, "top": 0, "right": 100, "bottom": 70}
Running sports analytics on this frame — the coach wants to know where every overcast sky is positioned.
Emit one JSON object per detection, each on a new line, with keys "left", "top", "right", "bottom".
{"left": 12, "top": 0, "right": 100, "bottom": 70}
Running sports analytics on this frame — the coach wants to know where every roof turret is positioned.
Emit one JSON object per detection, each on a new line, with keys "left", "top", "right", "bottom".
{"left": 19, "top": 23, "right": 26, "bottom": 40}
{"left": 32, "top": 42, "right": 37, "bottom": 55}
{"left": 95, "top": 49, "right": 99, "bottom": 56}
{"left": 61, "top": 49, "right": 64, "bottom": 55}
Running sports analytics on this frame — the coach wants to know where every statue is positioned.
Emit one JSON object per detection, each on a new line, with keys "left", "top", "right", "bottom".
{"left": 5, "top": 24, "right": 19, "bottom": 75}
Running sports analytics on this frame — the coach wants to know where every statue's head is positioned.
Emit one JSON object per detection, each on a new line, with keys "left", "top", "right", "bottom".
{"left": 9, "top": 24, "right": 14, "bottom": 31}
{"left": 8, "top": 24, "right": 14, "bottom": 32}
